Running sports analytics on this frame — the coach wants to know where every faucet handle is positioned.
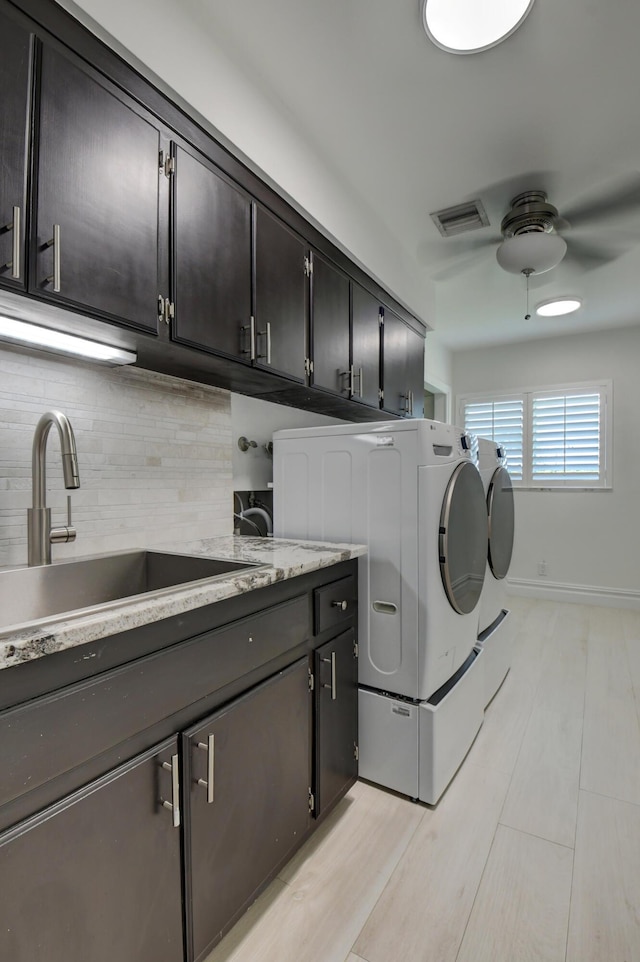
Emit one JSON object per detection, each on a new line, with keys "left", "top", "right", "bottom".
{"left": 50, "top": 495, "right": 77, "bottom": 545}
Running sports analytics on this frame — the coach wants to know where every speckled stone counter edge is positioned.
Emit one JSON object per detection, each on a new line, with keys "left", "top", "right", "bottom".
{"left": 0, "top": 537, "right": 366, "bottom": 671}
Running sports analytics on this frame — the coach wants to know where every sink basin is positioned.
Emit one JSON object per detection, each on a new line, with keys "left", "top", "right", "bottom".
{"left": 0, "top": 550, "right": 263, "bottom": 636}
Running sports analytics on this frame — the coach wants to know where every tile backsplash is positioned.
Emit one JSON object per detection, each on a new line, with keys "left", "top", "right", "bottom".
{"left": 0, "top": 345, "right": 233, "bottom": 568}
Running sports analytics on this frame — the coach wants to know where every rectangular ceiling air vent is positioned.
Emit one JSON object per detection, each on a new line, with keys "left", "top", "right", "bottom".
{"left": 430, "top": 199, "right": 489, "bottom": 237}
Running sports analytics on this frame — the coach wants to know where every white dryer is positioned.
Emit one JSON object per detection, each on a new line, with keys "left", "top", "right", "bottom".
{"left": 273, "top": 419, "right": 488, "bottom": 804}
{"left": 476, "top": 437, "right": 515, "bottom": 705}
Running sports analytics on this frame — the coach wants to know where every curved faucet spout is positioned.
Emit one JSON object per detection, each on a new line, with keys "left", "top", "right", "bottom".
{"left": 28, "top": 410, "right": 80, "bottom": 566}
{"left": 32, "top": 410, "right": 80, "bottom": 509}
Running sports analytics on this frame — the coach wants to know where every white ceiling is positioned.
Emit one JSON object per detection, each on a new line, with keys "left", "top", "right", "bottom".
{"left": 178, "top": 0, "right": 640, "bottom": 350}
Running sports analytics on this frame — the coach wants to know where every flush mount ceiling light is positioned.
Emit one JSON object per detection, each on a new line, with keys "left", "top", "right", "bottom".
{"left": 422, "top": 0, "right": 536, "bottom": 54}
{"left": 0, "top": 316, "right": 137, "bottom": 365}
{"left": 536, "top": 297, "right": 582, "bottom": 317}
{"left": 496, "top": 232, "right": 567, "bottom": 275}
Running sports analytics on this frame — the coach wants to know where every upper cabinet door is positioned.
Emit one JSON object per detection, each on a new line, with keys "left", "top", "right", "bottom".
{"left": 382, "top": 308, "right": 425, "bottom": 417}
{"left": 351, "top": 283, "right": 381, "bottom": 408}
{"left": 34, "top": 45, "right": 161, "bottom": 332}
{"left": 405, "top": 322, "right": 425, "bottom": 418}
{"left": 0, "top": 8, "right": 32, "bottom": 292}
{"left": 310, "top": 252, "right": 350, "bottom": 396}
{"left": 254, "top": 206, "right": 307, "bottom": 381}
{"left": 172, "top": 145, "right": 252, "bottom": 361}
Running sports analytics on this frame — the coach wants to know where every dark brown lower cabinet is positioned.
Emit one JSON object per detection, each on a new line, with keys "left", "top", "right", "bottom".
{"left": 0, "top": 736, "right": 183, "bottom": 962}
{"left": 314, "top": 628, "right": 358, "bottom": 816}
{"left": 184, "top": 658, "right": 312, "bottom": 962}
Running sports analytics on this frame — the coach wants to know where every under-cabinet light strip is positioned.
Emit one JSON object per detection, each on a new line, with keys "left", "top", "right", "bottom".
{"left": 0, "top": 316, "right": 137, "bottom": 365}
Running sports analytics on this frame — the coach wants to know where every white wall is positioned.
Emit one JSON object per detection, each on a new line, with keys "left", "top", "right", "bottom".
{"left": 0, "top": 346, "right": 232, "bottom": 568}
{"left": 231, "top": 393, "right": 342, "bottom": 490}
{"left": 452, "top": 325, "right": 640, "bottom": 607}
{"left": 59, "top": 0, "right": 434, "bottom": 329}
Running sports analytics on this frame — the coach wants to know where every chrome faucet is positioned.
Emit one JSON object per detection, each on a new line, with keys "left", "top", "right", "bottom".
{"left": 27, "top": 410, "right": 80, "bottom": 566}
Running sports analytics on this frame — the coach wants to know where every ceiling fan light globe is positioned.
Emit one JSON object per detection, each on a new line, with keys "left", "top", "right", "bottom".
{"left": 496, "top": 232, "right": 567, "bottom": 275}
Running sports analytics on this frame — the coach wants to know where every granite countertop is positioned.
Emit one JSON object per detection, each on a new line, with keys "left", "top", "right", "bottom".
{"left": 0, "top": 536, "right": 366, "bottom": 671}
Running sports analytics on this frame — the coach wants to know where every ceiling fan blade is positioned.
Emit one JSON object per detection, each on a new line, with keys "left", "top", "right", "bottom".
{"left": 432, "top": 249, "right": 493, "bottom": 281}
{"left": 563, "top": 175, "right": 640, "bottom": 229}
{"left": 564, "top": 237, "right": 624, "bottom": 270}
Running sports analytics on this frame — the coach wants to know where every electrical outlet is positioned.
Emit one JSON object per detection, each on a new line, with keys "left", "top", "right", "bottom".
{"left": 537, "top": 561, "right": 547, "bottom": 577}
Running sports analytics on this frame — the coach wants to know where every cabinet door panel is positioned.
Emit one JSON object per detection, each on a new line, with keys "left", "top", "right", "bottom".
{"left": 255, "top": 206, "right": 306, "bottom": 380}
{"left": 315, "top": 629, "right": 358, "bottom": 816}
{"left": 185, "top": 659, "right": 311, "bottom": 960}
{"left": 0, "top": 8, "right": 31, "bottom": 292}
{"left": 406, "top": 323, "right": 425, "bottom": 418}
{"left": 35, "top": 45, "right": 160, "bottom": 331}
{"left": 381, "top": 307, "right": 409, "bottom": 416}
{"left": 173, "top": 145, "right": 252, "bottom": 359}
{"left": 351, "top": 283, "right": 381, "bottom": 407}
{"left": 0, "top": 737, "right": 183, "bottom": 962}
{"left": 311, "top": 252, "right": 350, "bottom": 395}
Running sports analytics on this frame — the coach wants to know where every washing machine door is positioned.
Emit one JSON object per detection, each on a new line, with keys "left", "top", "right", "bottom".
{"left": 487, "top": 465, "right": 514, "bottom": 579}
{"left": 439, "top": 461, "right": 487, "bottom": 614}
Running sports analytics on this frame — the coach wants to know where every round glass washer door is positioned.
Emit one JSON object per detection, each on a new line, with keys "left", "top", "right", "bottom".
{"left": 487, "top": 466, "right": 515, "bottom": 579}
{"left": 439, "top": 461, "right": 488, "bottom": 614}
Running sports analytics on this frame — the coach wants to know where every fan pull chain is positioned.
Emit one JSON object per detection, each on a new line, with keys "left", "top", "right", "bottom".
{"left": 522, "top": 267, "right": 534, "bottom": 319}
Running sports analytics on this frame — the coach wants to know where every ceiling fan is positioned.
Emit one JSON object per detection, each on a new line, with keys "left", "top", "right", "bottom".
{"left": 430, "top": 175, "right": 640, "bottom": 283}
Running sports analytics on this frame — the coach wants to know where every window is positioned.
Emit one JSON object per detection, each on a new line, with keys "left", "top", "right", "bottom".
{"left": 459, "top": 381, "right": 611, "bottom": 489}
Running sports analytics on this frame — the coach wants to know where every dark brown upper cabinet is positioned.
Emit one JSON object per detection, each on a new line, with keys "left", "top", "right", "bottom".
{"left": 381, "top": 307, "right": 425, "bottom": 418}
{"left": 0, "top": 7, "right": 32, "bottom": 293}
{"left": 351, "top": 282, "right": 382, "bottom": 408}
{"left": 172, "top": 144, "right": 253, "bottom": 361}
{"left": 310, "top": 251, "right": 351, "bottom": 396}
{"left": 254, "top": 205, "right": 307, "bottom": 381}
{"left": 34, "top": 43, "right": 161, "bottom": 332}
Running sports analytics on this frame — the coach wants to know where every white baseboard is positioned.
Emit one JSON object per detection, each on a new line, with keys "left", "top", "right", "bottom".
{"left": 507, "top": 578, "right": 640, "bottom": 611}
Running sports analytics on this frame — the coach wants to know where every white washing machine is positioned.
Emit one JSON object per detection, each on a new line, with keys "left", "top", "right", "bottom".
{"left": 273, "top": 419, "right": 488, "bottom": 803}
{"left": 476, "top": 437, "right": 515, "bottom": 706}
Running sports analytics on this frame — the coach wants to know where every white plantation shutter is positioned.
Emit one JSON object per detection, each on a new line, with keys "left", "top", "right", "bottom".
{"left": 462, "top": 397, "right": 524, "bottom": 481}
{"left": 459, "top": 381, "right": 610, "bottom": 490}
{"left": 532, "top": 390, "right": 603, "bottom": 485}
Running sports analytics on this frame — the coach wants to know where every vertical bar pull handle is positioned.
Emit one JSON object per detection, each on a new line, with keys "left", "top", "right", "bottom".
{"left": 46, "top": 224, "right": 61, "bottom": 292}
{"left": 266, "top": 321, "right": 271, "bottom": 366}
{"left": 250, "top": 315, "right": 256, "bottom": 361}
{"left": 161, "top": 755, "right": 180, "bottom": 828}
{"left": 197, "top": 734, "right": 215, "bottom": 803}
{"left": 9, "top": 206, "right": 21, "bottom": 279}
{"left": 321, "top": 651, "right": 337, "bottom": 700}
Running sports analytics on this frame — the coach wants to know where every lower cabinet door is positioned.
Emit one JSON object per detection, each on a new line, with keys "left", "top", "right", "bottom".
{"left": 0, "top": 736, "right": 183, "bottom": 962}
{"left": 314, "top": 629, "right": 359, "bottom": 816}
{"left": 184, "top": 657, "right": 311, "bottom": 961}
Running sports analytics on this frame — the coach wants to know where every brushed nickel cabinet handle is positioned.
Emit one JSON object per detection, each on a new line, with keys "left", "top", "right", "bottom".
{"left": 197, "top": 734, "right": 215, "bottom": 803}
{"left": 332, "top": 599, "right": 348, "bottom": 611}
{"left": 45, "top": 224, "right": 61, "bottom": 292}
{"left": 321, "top": 651, "right": 337, "bottom": 700}
{"left": 5, "top": 206, "right": 21, "bottom": 279}
{"left": 161, "top": 755, "right": 180, "bottom": 827}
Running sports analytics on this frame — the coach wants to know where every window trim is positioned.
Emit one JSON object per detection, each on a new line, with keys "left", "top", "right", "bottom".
{"left": 458, "top": 379, "right": 613, "bottom": 490}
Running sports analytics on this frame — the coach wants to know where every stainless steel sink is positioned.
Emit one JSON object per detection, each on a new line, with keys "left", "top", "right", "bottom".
{"left": 0, "top": 550, "right": 263, "bottom": 635}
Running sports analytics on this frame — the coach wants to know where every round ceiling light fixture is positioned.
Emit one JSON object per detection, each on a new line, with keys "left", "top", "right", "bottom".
{"left": 535, "top": 297, "right": 582, "bottom": 317}
{"left": 422, "top": 0, "right": 536, "bottom": 55}
{"left": 496, "top": 232, "right": 567, "bottom": 275}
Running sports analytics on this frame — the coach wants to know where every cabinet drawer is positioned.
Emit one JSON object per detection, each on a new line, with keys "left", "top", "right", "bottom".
{"left": 0, "top": 594, "right": 310, "bottom": 812}
{"left": 314, "top": 575, "right": 356, "bottom": 634}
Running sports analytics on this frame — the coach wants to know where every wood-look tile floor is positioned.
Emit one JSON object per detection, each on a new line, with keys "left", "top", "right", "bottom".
{"left": 205, "top": 598, "right": 640, "bottom": 962}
